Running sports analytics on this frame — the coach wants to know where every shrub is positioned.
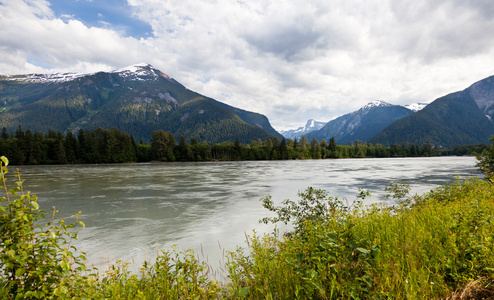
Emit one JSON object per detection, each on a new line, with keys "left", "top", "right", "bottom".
{"left": 229, "top": 179, "right": 494, "bottom": 299}
{"left": 476, "top": 136, "right": 494, "bottom": 179}
{"left": 0, "top": 156, "right": 87, "bottom": 299}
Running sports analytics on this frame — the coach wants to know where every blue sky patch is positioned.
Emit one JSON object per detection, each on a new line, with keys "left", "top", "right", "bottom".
{"left": 48, "top": 0, "right": 152, "bottom": 38}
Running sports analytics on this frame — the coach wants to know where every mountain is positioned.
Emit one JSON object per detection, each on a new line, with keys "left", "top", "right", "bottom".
{"left": 280, "top": 119, "right": 326, "bottom": 139}
{"left": 307, "top": 100, "right": 414, "bottom": 144}
{"left": 0, "top": 64, "right": 282, "bottom": 144}
{"left": 369, "top": 75, "right": 494, "bottom": 147}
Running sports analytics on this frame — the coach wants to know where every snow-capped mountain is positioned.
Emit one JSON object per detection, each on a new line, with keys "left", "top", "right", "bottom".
{"left": 280, "top": 119, "right": 326, "bottom": 139}
{"left": 307, "top": 100, "right": 414, "bottom": 144}
{"left": 111, "top": 63, "right": 179, "bottom": 82}
{"left": 362, "top": 100, "right": 392, "bottom": 110}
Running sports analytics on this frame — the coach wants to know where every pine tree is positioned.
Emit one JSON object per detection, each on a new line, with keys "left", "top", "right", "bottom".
{"left": 329, "top": 137, "right": 337, "bottom": 152}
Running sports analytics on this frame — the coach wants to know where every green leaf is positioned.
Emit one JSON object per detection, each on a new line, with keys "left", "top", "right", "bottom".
{"left": 9, "top": 187, "right": 20, "bottom": 194}
{"left": 60, "top": 260, "right": 70, "bottom": 271}
{"left": 0, "top": 156, "right": 8, "bottom": 166}
{"left": 15, "top": 267, "right": 25, "bottom": 277}
{"left": 78, "top": 220, "right": 85, "bottom": 228}
{"left": 54, "top": 285, "right": 69, "bottom": 295}
{"left": 357, "top": 247, "right": 370, "bottom": 254}
{"left": 31, "top": 201, "right": 39, "bottom": 210}
{"left": 238, "top": 286, "right": 250, "bottom": 298}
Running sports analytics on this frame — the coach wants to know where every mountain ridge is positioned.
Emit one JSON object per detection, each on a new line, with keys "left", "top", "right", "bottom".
{"left": 306, "top": 100, "right": 414, "bottom": 144}
{"left": 370, "top": 75, "right": 494, "bottom": 147}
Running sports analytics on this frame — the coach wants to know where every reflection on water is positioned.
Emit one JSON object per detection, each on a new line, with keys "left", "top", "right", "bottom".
{"left": 16, "top": 156, "right": 479, "bottom": 272}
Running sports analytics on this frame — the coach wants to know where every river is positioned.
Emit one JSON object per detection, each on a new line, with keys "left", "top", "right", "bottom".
{"left": 15, "top": 156, "right": 480, "bottom": 274}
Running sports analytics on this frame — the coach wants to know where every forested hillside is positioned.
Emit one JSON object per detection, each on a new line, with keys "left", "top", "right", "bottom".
{"left": 370, "top": 91, "right": 494, "bottom": 147}
{"left": 370, "top": 76, "right": 494, "bottom": 147}
{"left": 0, "top": 64, "right": 281, "bottom": 144}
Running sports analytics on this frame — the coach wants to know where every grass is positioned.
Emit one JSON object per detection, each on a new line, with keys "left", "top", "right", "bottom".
{"left": 225, "top": 178, "right": 494, "bottom": 299}
{"left": 2, "top": 156, "right": 494, "bottom": 299}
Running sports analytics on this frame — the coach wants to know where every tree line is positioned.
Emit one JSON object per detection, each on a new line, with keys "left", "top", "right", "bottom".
{"left": 0, "top": 126, "right": 485, "bottom": 165}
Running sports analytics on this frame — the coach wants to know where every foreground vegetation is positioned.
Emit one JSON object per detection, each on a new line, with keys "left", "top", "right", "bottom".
{"left": 1, "top": 154, "right": 494, "bottom": 299}
{"left": 1, "top": 126, "right": 489, "bottom": 165}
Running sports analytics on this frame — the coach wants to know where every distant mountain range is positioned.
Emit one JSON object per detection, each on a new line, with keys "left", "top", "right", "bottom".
{"left": 305, "top": 100, "right": 414, "bottom": 144}
{"left": 279, "top": 119, "right": 326, "bottom": 139}
{"left": 3, "top": 63, "right": 494, "bottom": 148}
{"left": 280, "top": 102, "right": 428, "bottom": 142}
{"left": 0, "top": 64, "right": 282, "bottom": 144}
{"left": 283, "top": 75, "right": 494, "bottom": 147}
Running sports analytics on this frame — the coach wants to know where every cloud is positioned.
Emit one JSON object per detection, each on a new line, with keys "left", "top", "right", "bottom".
{"left": 0, "top": 0, "right": 152, "bottom": 73}
{"left": 383, "top": 0, "right": 494, "bottom": 62}
{"left": 2, "top": 0, "right": 494, "bottom": 131}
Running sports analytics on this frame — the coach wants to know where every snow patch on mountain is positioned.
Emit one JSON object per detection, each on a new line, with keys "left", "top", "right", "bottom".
{"left": 3, "top": 63, "right": 168, "bottom": 83}
{"left": 112, "top": 63, "right": 161, "bottom": 81}
{"left": 280, "top": 119, "right": 326, "bottom": 139}
{"left": 361, "top": 100, "right": 391, "bottom": 111}
{"left": 2, "top": 71, "right": 96, "bottom": 83}
{"left": 114, "top": 63, "right": 151, "bottom": 73}
{"left": 404, "top": 103, "right": 428, "bottom": 112}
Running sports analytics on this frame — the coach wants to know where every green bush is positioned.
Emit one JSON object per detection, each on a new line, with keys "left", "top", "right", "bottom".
{"left": 0, "top": 156, "right": 88, "bottom": 299}
{"left": 228, "top": 179, "right": 494, "bottom": 299}
{"left": 476, "top": 136, "right": 494, "bottom": 179}
{"left": 71, "top": 248, "right": 222, "bottom": 299}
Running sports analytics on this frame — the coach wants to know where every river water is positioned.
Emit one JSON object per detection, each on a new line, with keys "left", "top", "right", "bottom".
{"left": 15, "top": 156, "right": 479, "bottom": 274}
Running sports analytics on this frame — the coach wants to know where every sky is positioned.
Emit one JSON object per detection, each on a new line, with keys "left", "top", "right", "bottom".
{"left": 1, "top": 0, "right": 494, "bottom": 131}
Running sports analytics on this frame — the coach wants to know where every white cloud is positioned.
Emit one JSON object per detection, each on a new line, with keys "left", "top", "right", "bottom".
{"left": 2, "top": 0, "right": 494, "bottom": 131}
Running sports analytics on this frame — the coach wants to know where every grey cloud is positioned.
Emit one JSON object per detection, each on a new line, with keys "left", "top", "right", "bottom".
{"left": 242, "top": 22, "right": 328, "bottom": 61}
{"left": 239, "top": 6, "right": 359, "bottom": 63}
{"left": 387, "top": 0, "right": 494, "bottom": 62}
{"left": 442, "top": 0, "right": 494, "bottom": 19}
